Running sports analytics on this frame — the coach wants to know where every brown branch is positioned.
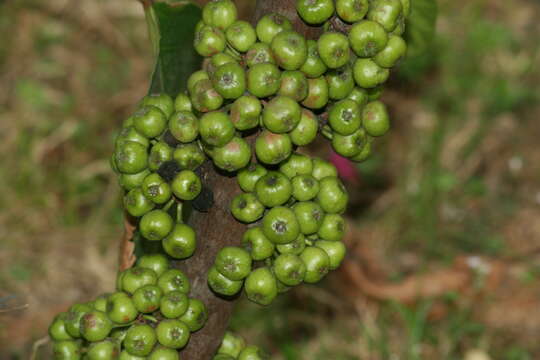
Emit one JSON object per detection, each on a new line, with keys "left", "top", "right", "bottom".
{"left": 119, "top": 215, "right": 137, "bottom": 271}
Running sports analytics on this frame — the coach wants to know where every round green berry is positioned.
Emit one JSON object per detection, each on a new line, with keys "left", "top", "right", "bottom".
{"left": 311, "top": 158, "right": 338, "bottom": 180}
{"left": 133, "top": 285, "right": 162, "bottom": 313}
{"left": 278, "top": 70, "right": 308, "bottom": 102}
{"left": 276, "top": 233, "right": 306, "bottom": 255}
{"left": 367, "top": 0, "right": 403, "bottom": 32}
{"left": 124, "top": 324, "right": 157, "bottom": 357}
{"left": 247, "top": 63, "right": 281, "bottom": 98}
{"left": 179, "top": 298, "right": 208, "bottom": 332}
{"left": 137, "top": 253, "right": 169, "bottom": 277}
{"left": 238, "top": 345, "right": 269, "bottom": 360}
{"left": 168, "top": 111, "right": 199, "bottom": 144}
{"left": 316, "top": 176, "right": 348, "bottom": 214}
{"left": 142, "top": 173, "right": 172, "bottom": 205}
{"left": 296, "top": 0, "right": 335, "bottom": 24}
{"left": 160, "top": 291, "right": 189, "bottom": 319}
{"left": 202, "top": 0, "right": 237, "bottom": 30}
{"left": 373, "top": 35, "right": 407, "bottom": 68}
{"left": 174, "top": 93, "right": 192, "bottom": 112}
{"left": 262, "top": 95, "right": 302, "bottom": 133}
{"left": 245, "top": 42, "right": 276, "bottom": 67}
{"left": 141, "top": 94, "right": 174, "bottom": 118}
{"left": 156, "top": 319, "right": 190, "bottom": 349}
{"left": 86, "top": 340, "right": 119, "bottom": 360}
{"left": 121, "top": 267, "right": 158, "bottom": 294}
{"left": 290, "top": 109, "right": 318, "bottom": 146}
{"left": 163, "top": 223, "right": 197, "bottom": 260}
{"left": 279, "top": 153, "right": 313, "bottom": 179}
{"left": 49, "top": 313, "right": 74, "bottom": 341}
{"left": 347, "top": 87, "right": 369, "bottom": 106}
{"left": 194, "top": 25, "right": 226, "bottom": 57}
{"left": 230, "top": 95, "right": 262, "bottom": 131}
{"left": 114, "top": 141, "right": 148, "bottom": 174}
{"left": 237, "top": 163, "right": 268, "bottom": 192}
{"left": 218, "top": 331, "right": 246, "bottom": 358}
{"left": 52, "top": 340, "right": 81, "bottom": 360}
{"left": 212, "top": 137, "right": 252, "bottom": 172}
{"left": 362, "top": 100, "right": 390, "bottom": 137}
{"left": 273, "top": 253, "right": 306, "bottom": 286}
{"left": 317, "top": 213, "right": 346, "bottom": 241}
{"left": 292, "top": 201, "right": 324, "bottom": 235}
{"left": 231, "top": 193, "right": 265, "bottom": 223}
{"left": 199, "top": 111, "right": 235, "bottom": 147}
{"left": 316, "top": 240, "right": 346, "bottom": 270}
{"left": 332, "top": 128, "right": 367, "bottom": 157}
{"left": 350, "top": 138, "right": 372, "bottom": 162}
{"left": 255, "top": 171, "right": 292, "bottom": 207}
{"left": 187, "top": 70, "right": 210, "bottom": 95}
{"left": 242, "top": 227, "right": 275, "bottom": 261}
{"left": 80, "top": 310, "right": 112, "bottom": 342}
{"left": 336, "top": 0, "right": 369, "bottom": 23}
{"left": 116, "top": 126, "right": 149, "bottom": 149}
{"left": 215, "top": 246, "right": 252, "bottom": 281}
{"left": 271, "top": 30, "right": 308, "bottom": 71}
{"left": 301, "top": 76, "right": 329, "bottom": 110}
{"left": 255, "top": 131, "right": 292, "bottom": 165}
{"left": 353, "top": 58, "right": 390, "bottom": 88}
{"left": 349, "top": 20, "right": 388, "bottom": 58}
{"left": 149, "top": 142, "right": 173, "bottom": 172}
{"left": 172, "top": 170, "right": 202, "bottom": 201}
{"left": 329, "top": 99, "right": 362, "bottom": 135}
{"left": 106, "top": 292, "right": 138, "bottom": 324}
{"left": 158, "top": 268, "right": 190, "bottom": 294}
{"left": 192, "top": 79, "right": 224, "bottom": 113}
{"left": 301, "top": 39, "right": 327, "bottom": 78}
{"left": 317, "top": 32, "right": 350, "bottom": 69}
{"left": 173, "top": 143, "right": 206, "bottom": 170}
{"left": 244, "top": 267, "right": 278, "bottom": 306}
{"left": 92, "top": 295, "right": 108, "bottom": 312}
{"left": 124, "top": 188, "right": 154, "bottom": 217}
{"left": 226, "top": 20, "right": 256, "bottom": 52}
{"left": 326, "top": 66, "right": 355, "bottom": 100}
{"left": 148, "top": 346, "right": 179, "bottom": 360}
{"left": 261, "top": 206, "right": 300, "bottom": 244}
{"left": 207, "top": 265, "right": 244, "bottom": 296}
{"left": 64, "top": 303, "right": 92, "bottom": 338}
{"left": 133, "top": 106, "right": 167, "bottom": 139}
{"left": 256, "top": 13, "right": 293, "bottom": 44}
{"left": 140, "top": 209, "right": 174, "bottom": 241}
{"left": 291, "top": 175, "right": 320, "bottom": 201}
{"left": 300, "top": 246, "right": 330, "bottom": 283}
{"left": 212, "top": 62, "right": 246, "bottom": 100}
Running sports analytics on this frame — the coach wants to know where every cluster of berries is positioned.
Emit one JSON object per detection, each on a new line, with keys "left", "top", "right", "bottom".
{"left": 213, "top": 331, "right": 268, "bottom": 360}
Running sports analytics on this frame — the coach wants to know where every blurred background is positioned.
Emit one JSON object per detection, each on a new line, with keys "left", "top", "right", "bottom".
{"left": 1, "top": 0, "right": 540, "bottom": 359}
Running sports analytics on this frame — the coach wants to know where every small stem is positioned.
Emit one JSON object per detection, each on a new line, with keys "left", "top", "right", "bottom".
{"left": 163, "top": 198, "right": 175, "bottom": 212}
{"left": 321, "top": 125, "right": 334, "bottom": 140}
{"left": 176, "top": 202, "right": 184, "bottom": 224}
{"left": 143, "top": 314, "right": 159, "bottom": 323}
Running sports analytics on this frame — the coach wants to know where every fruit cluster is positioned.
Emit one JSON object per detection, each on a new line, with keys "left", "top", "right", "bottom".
{"left": 49, "top": 254, "right": 207, "bottom": 359}
{"left": 213, "top": 331, "right": 268, "bottom": 360}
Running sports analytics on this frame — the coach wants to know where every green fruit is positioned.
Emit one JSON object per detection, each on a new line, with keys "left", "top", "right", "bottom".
{"left": 296, "top": 0, "right": 335, "bottom": 24}
{"left": 52, "top": 340, "right": 81, "bottom": 360}
{"left": 292, "top": 201, "right": 324, "bottom": 235}
{"left": 212, "top": 62, "right": 246, "bottom": 99}
{"left": 301, "top": 39, "right": 327, "bottom": 78}
{"left": 349, "top": 20, "right": 388, "bottom": 58}
{"left": 254, "top": 171, "right": 292, "bottom": 207}
{"left": 187, "top": 70, "right": 210, "bottom": 95}
{"left": 133, "top": 285, "right": 163, "bottom": 313}
{"left": 247, "top": 63, "right": 281, "bottom": 98}
{"left": 140, "top": 209, "right": 174, "bottom": 241}
{"left": 168, "top": 111, "right": 199, "bottom": 144}
{"left": 362, "top": 100, "right": 390, "bottom": 136}
{"left": 237, "top": 163, "right": 268, "bottom": 192}
{"left": 133, "top": 106, "right": 167, "bottom": 139}
{"left": 328, "top": 99, "right": 362, "bottom": 135}
{"left": 271, "top": 30, "right": 307, "bottom": 71}
{"left": 347, "top": 87, "right": 369, "bottom": 106}
{"left": 174, "top": 93, "right": 192, "bottom": 112}
{"left": 326, "top": 66, "right": 355, "bottom": 100}
{"left": 192, "top": 79, "right": 224, "bottom": 113}
{"left": 279, "top": 153, "right": 313, "bottom": 178}
{"left": 142, "top": 173, "right": 172, "bottom": 205}
{"left": 149, "top": 142, "right": 173, "bottom": 172}
{"left": 350, "top": 138, "right": 372, "bottom": 162}
{"left": 202, "top": 0, "right": 237, "bottom": 30}
{"left": 242, "top": 227, "right": 275, "bottom": 261}
{"left": 194, "top": 25, "right": 226, "bottom": 57}
{"left": 116, "top": 126, "right": 149, "bottom": 148}
{"left": 256, "top": 13, "right": 293, "bottom": 44}
{"left": 332, "top": 128, "right": 367, "bottom": 157}
{"left": 199, "top": 111, "right": 235, "bottom": 147}
{"left": 137, "top": 253, "right": 169, "bottom": 277}
{"left": 316, "top": 176, "right": 348, "bottom": 214}
{"left": 64, "top": 303, "right": 92, "bottom": 338}
{"left": 226, "top": 20, "right": 257, "bottom": 52}
{"left": 158, "top": 269, "right": 190, "bottom": 294}
{"left": 316, "top": 240, "right": 346, "bottom": 270}
{"left": 245, "top": 42, "right": 276, "bottom": 67}
{"left": 291, "top": 175, "right": 320, "bottom": 201}
{"left": 80, "top": 310, "right": 112, "bottom": 342}
{"left": 231, "top": 193, "right": 265, "bottom": 223}
{"left": 86, "top": 340, "right": 119, "bottom": 360}
{"left": 367, "top": 85, "right": 385, "bottom": 100}
{"left": 163, "top": 223, "right": 197, "bottom": 260}
{"left": 353, "top": 58, "right": 389, "bottom": 88}
{"left": 49, "top": 313, "right": 74, "bottom": 341}
{"left": 261, "top": 206, "right": 300, "bottom": 244}
{"left": 207, "top": 265, "right": 244, "bottom": 296}
{"left": 230, "top": 95, "right": 262, "bottom": 131}
{"left": 278, "top": 70, "right": 309, "bottom": 102}
{"left": 290, "top": 109, "right": 318, "bottom": 146}
{"left": 215, "top": 246, "right": 252, "bottom": 281}
{"left": 311, "top": 158, "right": 338, "bottom": 180}
{"left": 238, "top": 345, "right": 269, "bottom": 360}
{"left": 119, "top": 168, "right": 151, "bottom": 191}
{"left": 300, "top": 246, "right": 330, "bottom": 283}
{"left": 124, "top": 324, "right": 157, "bottom": 357}
{"left": 244, "top": 267, "right": 278, "bottom": 306}
{"left": 160, "top": 291, "right": 189, "bottom": 319}
{"left": 121, "top": 267, "right": 158, "bottom": 294}
{"left": 317, "top": 32, "right": 350, "bottom": 69}
{"left": 172, "top": 170, "right": 202, "bottom": 201}
{"left": 124, "top": 188, "right": 154, "bottom": 217}
{"left": 373, "top": 35, "right": 407, "bottom": 68}
{"left": 336, "top": 0, "right": 369, "bottom": 23}
{"left": 273, "top": 253, "right": 306, "bottom": 286}
{"left": 179, "top": 298, "right": 208, "bottom": 332}
{"left": 276, "top": 233, "right": 306, "bottom": 255}
{"left": 106, "top": 292, "right": 138, "bottom": 324}
{"left": 173, "top": 143, "right": 206, "bottom": 170}
{"left": 317, "top": 213, "right": 346, "bottom": 241}
{"left": 156, "top": 319, "right": 190, "bottom": 349}
{"left": 301, "top": 76, "right": 328, "bottom": 110}
{"left": 255, "top": 131, "right": 292, "bottom": 165}
{"left": 218, "top": 331, "right": 246, "bottom": 357}
{"left": 262, "top": 95, "right": 302, "bottom": 133}
{"left": 92, "top": 295, "right": 108, "bottom": 312}
{"left": 148, "top": 346, "right": 179, "bottom": 360}
{"left": 367, "top": 0, "right": 403, "bottom": 32}
{"left": 141, "top": 94, "right": 174, "bottom": 118}
{"left": 212, "top": 137, "right": 252, "bottom": 172}
{"left": 114, "top": 141, "right": 148, "bottom": 174}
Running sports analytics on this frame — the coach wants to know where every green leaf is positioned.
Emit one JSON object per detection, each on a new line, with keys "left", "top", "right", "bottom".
{"left": 144, "top": 1, "right": 202, "bottom": 97}
{"left": 404, "top": 0, "right": 438, "bottom": 58}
